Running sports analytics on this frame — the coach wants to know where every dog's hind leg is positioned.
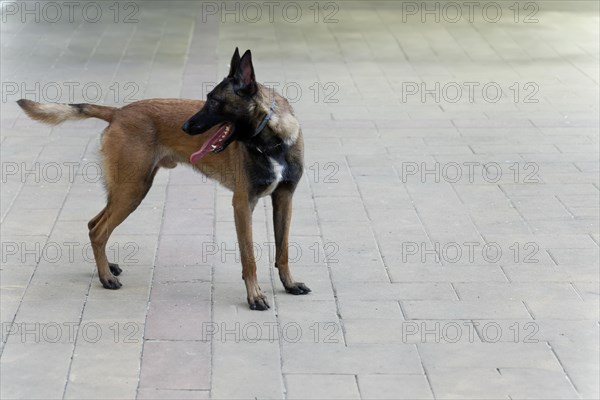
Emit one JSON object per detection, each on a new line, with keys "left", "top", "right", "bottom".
{"left": 88, "top": 208, "right": 106, "bottom": 231}
{"left": 88, "top": 154, "right": 158, "bottom": 289}
{"left": 272, "top": 187, "right": 311, "bottom": 295}
{"left": 87, "top": 207, "right": 123, "bottom": 276}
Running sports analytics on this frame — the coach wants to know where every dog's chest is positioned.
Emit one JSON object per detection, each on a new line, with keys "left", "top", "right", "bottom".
{"left": 260, "top": 157, "right": 285, "bottom": 196}
{"left": 247, "top": 152, "right": 286, "bottom": 197}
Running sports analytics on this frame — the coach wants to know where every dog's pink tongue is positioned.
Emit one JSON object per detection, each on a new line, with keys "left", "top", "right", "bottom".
{"left": 189, "top": 125, "right": 226, "bottom": 164}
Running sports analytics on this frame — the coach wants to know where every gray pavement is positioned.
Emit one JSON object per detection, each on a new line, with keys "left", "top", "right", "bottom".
{"left": 1, "top": 1, "right": 598, "bottom": 399}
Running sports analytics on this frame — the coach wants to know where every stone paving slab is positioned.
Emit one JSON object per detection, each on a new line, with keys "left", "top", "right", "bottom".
{"left": 1, "top": 1, "right": 599, "bottom": 399}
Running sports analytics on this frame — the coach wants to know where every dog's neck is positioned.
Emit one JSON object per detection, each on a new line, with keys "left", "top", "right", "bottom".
{"left": 252, "top": 86, "right": 300, "bottom": 147}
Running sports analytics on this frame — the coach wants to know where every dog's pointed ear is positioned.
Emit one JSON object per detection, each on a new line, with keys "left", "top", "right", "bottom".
{"left": 228, "top": 47, "right": 241, "bottom": 78}
{"left": 233, "top": 49, "right": 257, "bottom": 97}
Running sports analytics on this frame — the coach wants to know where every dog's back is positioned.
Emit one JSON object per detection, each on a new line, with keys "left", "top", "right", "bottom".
{"left": 17, "top": 98, "right": 203, "bottom": 128}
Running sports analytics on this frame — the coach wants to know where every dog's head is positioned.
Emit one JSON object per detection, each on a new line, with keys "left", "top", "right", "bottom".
{"left": 182, "top": 48, "right": 266, "bottom": 163}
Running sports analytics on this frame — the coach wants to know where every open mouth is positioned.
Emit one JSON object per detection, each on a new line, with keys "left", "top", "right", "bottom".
{"left": 189, "top": 122, "right": 234, "bottom": 164}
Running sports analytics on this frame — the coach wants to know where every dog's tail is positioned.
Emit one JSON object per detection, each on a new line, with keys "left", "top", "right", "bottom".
{"left": 17, "top": 99, "right": 117, "bottom": 125}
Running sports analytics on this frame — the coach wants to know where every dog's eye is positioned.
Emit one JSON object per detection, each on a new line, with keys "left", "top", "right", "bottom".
{"left": 209, "top": 99, "right": 219, "bottom": 108}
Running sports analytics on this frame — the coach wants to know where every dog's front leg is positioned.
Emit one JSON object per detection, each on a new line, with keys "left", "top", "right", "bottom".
{"left": 272, "top": 186, "right": 311, "bottom": 295}
{"left": 233, "top": 192, "right": 269, "bottom": 310}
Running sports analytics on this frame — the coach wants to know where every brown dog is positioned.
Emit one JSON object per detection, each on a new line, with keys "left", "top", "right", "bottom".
{"left": 17, "top": 48, "right": 310, "bottom": 310}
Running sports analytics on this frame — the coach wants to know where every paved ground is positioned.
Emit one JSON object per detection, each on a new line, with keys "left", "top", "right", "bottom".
{"left": 1, "top": 1, "right": 599, "bottom": 399}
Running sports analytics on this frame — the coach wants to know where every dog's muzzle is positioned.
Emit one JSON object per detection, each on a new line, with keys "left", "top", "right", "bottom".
{"left": 181, "top": 121, "right": 191, "bottom": 133}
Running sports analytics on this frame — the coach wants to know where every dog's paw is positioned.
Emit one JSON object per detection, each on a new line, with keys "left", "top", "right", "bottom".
{"left": 108, "top": 263, "right": 122, "bottom": 276}
{"left": 101, "top": 275, "right": 122, "bottom": 290}
{"left": 285, "top": 282, "right": 311, "bottom": 295}
{"left": 248, "top": 294, "right": 270, "bottom": 311}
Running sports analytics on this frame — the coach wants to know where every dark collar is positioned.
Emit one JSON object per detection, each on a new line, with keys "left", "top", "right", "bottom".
{"left": 251, "top": 97, "right": 276, "bottom": 138}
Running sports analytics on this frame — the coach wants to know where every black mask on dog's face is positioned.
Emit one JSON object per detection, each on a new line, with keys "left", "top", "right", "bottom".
{"left": 182, "top": 47, "right": 260, "bottom": 163}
